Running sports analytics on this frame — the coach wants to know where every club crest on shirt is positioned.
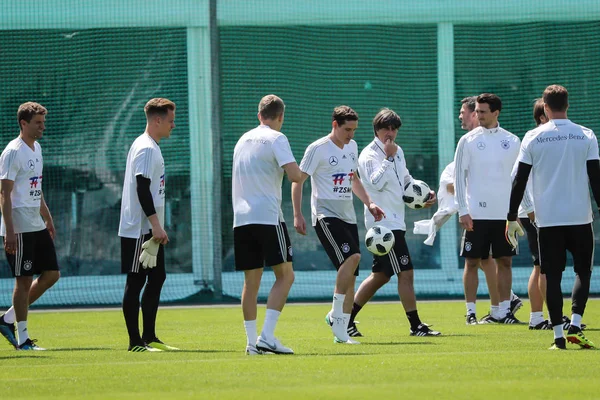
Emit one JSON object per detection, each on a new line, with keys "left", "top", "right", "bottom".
{"left": 477, "top": 142, "right": 486, "bottom": 150}
{"left": 341, "top": 243, "right": 350, "bottom": 253}
{"left": 349, "top": 153, "right": 356, "bottom": 162}
{"left": 465, "top": 242, "right": 472, "bottom": 252}
{"left": 329, "top": 156, "right": 338, "bottom": 166}
{"left": 500, "top": 140, "right": 510, "bottom": 150}
{"left": 400, "top": 255, "right": 410, "bottom": 265}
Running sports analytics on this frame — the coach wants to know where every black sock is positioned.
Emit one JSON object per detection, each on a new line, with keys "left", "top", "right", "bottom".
{"left": 141, "top": 267, "right": 166, "bottom": 342}
{"left": 348, "top": 303, "right": 362, "bottom": 325}
{"left": 406, "top": 310, "right": 422, "bottom": 330}
{"left": 123, "top": 273, "right": 147, "bottom": 346}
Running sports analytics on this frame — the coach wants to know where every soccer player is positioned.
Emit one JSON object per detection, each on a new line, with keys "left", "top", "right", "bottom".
{"left": 454, "top": 93, "right": 521, "bottom": 324}
{"left": 292, "top": 106, "right": 384, "bottom": 344}
{"left": 521, "top": 99, "right": 584, "bottom": 331}
{"left": 521, "top": 98, "right": 548, "bottom": 330}
{"left": 348, "top": 108, "right": 440, "bottom": 337}
{"left": 232, "top": 94, "right": 303, "bottom": 355}
{"left": 119, "top": 98, "right": 178, "bottom": 353}
{"left": 0, "top": 102, "right": 60, "bottom": 350}
{"left": 508, "top": 85, "right": 599, "bottom": 349}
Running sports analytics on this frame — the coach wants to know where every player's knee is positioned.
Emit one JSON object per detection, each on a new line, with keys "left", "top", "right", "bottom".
{"left": 347, "top": 253, "right": 361, "bottom": 266}
{"left": 465, "top": 259, "right": 479, "bottom": 269}
{"left": 43, "top": 270, "right": 60, "bottom": 286}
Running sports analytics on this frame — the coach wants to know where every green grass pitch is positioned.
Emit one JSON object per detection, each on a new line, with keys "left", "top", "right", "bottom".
{"left": 0, "top": 299, "right": 598, "bottom": 399}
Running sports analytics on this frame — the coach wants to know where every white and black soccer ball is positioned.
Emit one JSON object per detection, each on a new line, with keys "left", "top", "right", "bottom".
{"left": 365, "top": 225, "right": 395, "bottom": 256}
{"left": 403, "top": 179, "right": 432, "bottom": 209}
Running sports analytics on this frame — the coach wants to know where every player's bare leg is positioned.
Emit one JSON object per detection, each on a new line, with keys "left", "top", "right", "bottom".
{"left": 463, "top": 258, "right": 479, "bottom": 323}
{"left": 496, "top": 256, "right": 515, "bottom": 321}
{"left": 331, "top": 254, "right": 360, "bottom": 343}
{"left": 480, "top": 256, "right": 500, "bottom": 318}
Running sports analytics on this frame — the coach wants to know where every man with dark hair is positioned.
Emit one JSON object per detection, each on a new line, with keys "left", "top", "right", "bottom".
{"left": 508, "top": 85, "right": 599, "bottom": 349}
{"left": 292, "top": 106, "right": 384, "bottom": 344}
{"left": 347, "top": 108, "right": 440, "bottom": 337}
{"left": 119, "top": 97, "right": 178, "bottom": 352}
{"left": 455, "top": 93, "right": 522, "bottom": 324}
{"left": 232, "top": 94, "right": 303, "bottom": 355}
{"left": 0, "top": 102, "right": 59, "bottom": 350}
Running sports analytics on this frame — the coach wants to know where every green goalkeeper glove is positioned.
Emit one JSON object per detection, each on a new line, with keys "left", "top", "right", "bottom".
{"left": 505, "top": 220, "right": 524, "bottom": 250}
{"left": 139, "top": 239, "right": 160, "bottom": 268}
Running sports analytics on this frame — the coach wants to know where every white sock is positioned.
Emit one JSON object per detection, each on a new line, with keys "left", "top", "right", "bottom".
{"left": 570, "top": 313, "right": 582, "bottom": 329}
{"left": 343, "top": 313, "right": 350, "bottom": 329}
{"left": 243, "top": 320, "right": 257, "bottom": 347}
{"left": 491, "top": 305, "right": 500, "bottom": 319}
{"left": 510, "top": 290, "right": 517, "bottom": 301}
{"left": 261, "top": 309, "right": 281, "bottom": 341}
{"left": 466, "top": 302, "right": 476, "bottom": 315}
{"left": 499, "top": 300, "right": 511, "bottom": 318}
{"left": 332, "top": 293, "right": 345, "bottom": 317}
{"left": 553, "top": 324, "right": 564, "bottom": 340}
{"left": 17, "top": 321, "right": 29, "bottom": 346}
{"left": 529, "top": 311, "right": 544, "bottom": 326}
{"left": 2, "top": 307, "right": 15, "bottom": 324}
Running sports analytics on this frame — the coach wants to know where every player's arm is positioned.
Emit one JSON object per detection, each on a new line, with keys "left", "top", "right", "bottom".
{"left": 352, "top": 175, "right": 384, "bottom": 221}
{"left": 291, "top": 171, "right": 310, "bottom": 235}
{"left": 282, "top": 162, "right": 304, "bottom": 183}
{"left": 586, "top": 160, "right": 600, "bottom": 209}
{"left": 0, "top": 179, "right": 16, "bottom": 254}
{"left": 453, "top": 138, "right": 472, "bottom": 230}
{"left": 136, "top": 174, "right": 168, "bottom": 244}
{"left": 508, "top": 162, "right": 532, "bottom": 221}
{"left": 40, "top": 192, "right": 56, "bottom": 239}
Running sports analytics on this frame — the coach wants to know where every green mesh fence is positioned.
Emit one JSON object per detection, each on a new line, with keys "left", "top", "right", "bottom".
{"left": 0, "top": 2, "right": 599, "bottom": 307}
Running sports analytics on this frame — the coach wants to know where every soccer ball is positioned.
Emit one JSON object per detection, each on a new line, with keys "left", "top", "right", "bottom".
{"left": 403, "top": 179, "right": 432, "bottom": 209}
{"left": 365, "top": 225, "right": 395, "bottom": 256}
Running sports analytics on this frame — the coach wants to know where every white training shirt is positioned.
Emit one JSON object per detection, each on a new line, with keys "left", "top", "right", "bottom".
{"left": 299, "top": 136, "right": 358, "bottom": 226}
{"left": 454, "top": 125, "right": 520, "bottom": 220}
{"left": 118, "top": 133, "right": 166, "bottom": 239}
{"left": 0, "top": 137, "right": 46, "bottom": 235}
{"left": 358, "top": 138, "right": 412, "bottom": 231}
{"left": 438, "top": 161, "right": 456, "bottom": 212}
{"left": 232, "top": 125, "right": 296, "bottom": 228}
{"left": 518, "top": 119, "right": 599, "bottom": 228}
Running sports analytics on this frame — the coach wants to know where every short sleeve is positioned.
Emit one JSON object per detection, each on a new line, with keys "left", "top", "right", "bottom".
{"left": 299, "top": 143, "right": 321, "bottom": 176}
{"left": 0, "top": 149, "right": 20, "bottom": 181}
{"left": 587, "top": 132, "right": 599, "bottom": 161}
{"left": 272, "top": 135, "right": 296, "bottom": 167}
{"left": 132, "top": 147, "right": 153, "bottom": 179}
{"left": 518, "top": 134, "right": 533, "bottom": 165}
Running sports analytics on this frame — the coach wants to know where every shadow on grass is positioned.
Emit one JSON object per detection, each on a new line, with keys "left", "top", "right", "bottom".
{"left": 361, "top": 341, "right": 436, "bottom": 346}
{"left": 171, "top": 349, "right": 238, "bottom": 353}
{"left": 50, "top": 347, "right": 112, "bottom": 352}
{"left": 297, "top": 352, "right": 375, "bottom": 356}
{"left": 0, "top": 355, "right": 51, "bottom": 360}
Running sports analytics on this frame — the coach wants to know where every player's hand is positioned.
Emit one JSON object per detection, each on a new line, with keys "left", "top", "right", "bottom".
{"left": 423, "top": 191, "right": 436, "bottom": 208}
{"left": 139, "top": 239, "right": 160, "bottom": 269}
{"left": 459, "top": 214, "right": 474, "bottom": 231}
{"left": 527, "top": 211, "right": 535, "bottom": 223}
{"left": 46, "top": 219, "right": 56, "bottom": 240}
{"left": 3, "top": 232, "right": 16, "bottom": 255}
{"left": 505, "top": 220, "right": 524, "bottom": 250}
{"left": 151, "top": 225, "right": 169, "bottom": 245}
{"left": 369, "top": 202, "right": 386, "bottom": 221}
{"left": 384, "top": 139, "right": 397, "bottom": 158}
{"left": 294, "top": 214, "right": 307, "bottom": 235}
{"left": 446, "top": 183, "right": 454, "bottom": 195}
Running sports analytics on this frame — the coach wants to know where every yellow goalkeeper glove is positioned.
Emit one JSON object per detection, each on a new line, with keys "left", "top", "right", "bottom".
{"left": 505, "top": 220, "right": 524, "bottom": 250}
{"left": 139, "top": 239, "right": 160, "bottom": 268}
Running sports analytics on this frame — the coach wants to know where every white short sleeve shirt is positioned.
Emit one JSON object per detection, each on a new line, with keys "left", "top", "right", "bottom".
{"left": 299, "top": 136, "right": 358, "bottom": 226}
{"left": 118, "top": 133, "right": 166, "bottom": 238}
{"left": 518, "top": 119, "right": 599, "bottom": 227}
{"left": 232, "top": 125, "right": 296, "bottom": 228}
{"left": 0, "top": 137, "right": 45, "bottom": 235}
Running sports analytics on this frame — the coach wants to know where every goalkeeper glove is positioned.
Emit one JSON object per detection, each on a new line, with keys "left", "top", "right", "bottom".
{"left": 505, "top": 220, "right": 524, "bottom": 250}
{"left": 139, "top": 239, "right": 160, "bottom": 268}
